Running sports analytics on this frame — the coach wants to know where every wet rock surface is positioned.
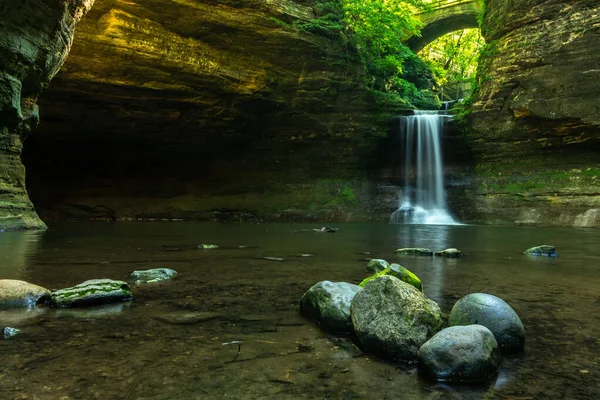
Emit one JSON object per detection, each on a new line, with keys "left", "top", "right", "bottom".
{"left": 524, "top": 245, "right": 557, "bottom": 257}
{"left": 300, "top": 281, "right": 360, "bottom": 333}
{"left": 395, "top": 248, "right": 433, "bottom": 256}
{"left": 0, "top": 279, "right": 50, "bottom": 307}
{"left": 127, "top": 268, "right": 178, "bottom": 284}
{"left": 365, "top": 259, "right": 389, "bottom": 273}
{"left": 49, "top": 279, "right": 133, "bottom": 308}
{"left": 449, "top": 293, "right": 525, "bottom": 352}
{"left": 418, "top": 325, "right": 502, "bottom": 383}
{"left": 434, "top": 248, "right": 466, "bottom": 258}
{"left": 351, "top": 276, "right": 442, "bottom": 361}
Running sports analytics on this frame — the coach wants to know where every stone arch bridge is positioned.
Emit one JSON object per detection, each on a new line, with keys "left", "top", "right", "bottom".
{"left": 407, "top": 0, "right": 482, "bottom": 53}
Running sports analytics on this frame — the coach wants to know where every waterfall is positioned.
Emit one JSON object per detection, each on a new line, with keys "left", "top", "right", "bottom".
{"left": 390, "top": 110, "right": 459, "bottom": 225}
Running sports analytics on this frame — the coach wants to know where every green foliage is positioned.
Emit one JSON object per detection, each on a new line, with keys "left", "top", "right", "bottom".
{"left": 420, "top": 28, "right": 484, "bottom": 101}
{"left": 298, "top": 0, "right": 439, "bottom": 109}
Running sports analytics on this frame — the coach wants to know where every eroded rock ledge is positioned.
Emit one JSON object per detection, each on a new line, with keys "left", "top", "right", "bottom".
{"left": 22, "top": 0, "right": 400, "bottom": 222}
{"left": 0, "top": 0, "right": 94, "bottom": 230}
{"left": 469, "top": 0, "right": 600, "bottom": 226}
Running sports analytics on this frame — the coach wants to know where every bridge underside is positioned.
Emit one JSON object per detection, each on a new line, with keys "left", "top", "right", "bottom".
{"left": 407, "top": 14, "right": 479, "bottom": 53}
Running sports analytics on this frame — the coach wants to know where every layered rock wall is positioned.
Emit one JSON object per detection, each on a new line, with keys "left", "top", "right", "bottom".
{"left": 23, "top": 0, "right": 401, "bottom": 222}
{"left": 469, "top": 0, "right": 600, "bottom": 226}
{"left": 0, "top": 0, "right": 94, "bottom": 230}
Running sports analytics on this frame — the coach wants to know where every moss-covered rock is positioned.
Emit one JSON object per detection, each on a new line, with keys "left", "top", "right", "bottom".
{"left": 395, "top": 248, "right": 433, "bottom": 256}
{"left": 300, "top": 280, "right": 361, "bottom": 333}
{"left": 365, "top": 259, "right": 389, "bottom": 273}
{"left": 359, "top": 263, "right": 423, "bottom": 292}
{"left": 418, "top": 325, "right": 502, "bottom": 383}
{"left": 0, "top": 279, "right": 50, "bottom": 307}
{"left": 126, "top": 268, "right": 177, "bottom": 285}
{"left": 524, "top": 245, "right": 557, "bottom": 257}
{"left": 49, "top": 279, "right": 133, "bottom": 308}
{"left": 351, "top": 276, "right": 442, "bottom": 361}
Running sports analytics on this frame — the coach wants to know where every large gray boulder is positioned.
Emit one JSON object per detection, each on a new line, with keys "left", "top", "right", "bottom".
{"left": 448, "top": 293, "right": 525, "bottom": 352}
{"left": 299, "top": 281, "right": 361, "bottom": 333}
{"left": 126, "top": 268, "right": 177, "bottom": 285}
{"left": 418, "top": 325, "right": 502, "bottom": 382}
{"left": 0, "top": 279, "right": 50, "bottom": 307}
{"left": 49, "top": 279, "right": 133, "bottom": 308}
{"left": 351, "top": 276, "right": 443, "bottom": 361}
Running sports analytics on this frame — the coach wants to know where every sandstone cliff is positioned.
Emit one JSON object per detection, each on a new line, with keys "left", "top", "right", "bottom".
{"left": 19, "top": 0, "right": 410, "bottom": 222}
{"left": 469, "top": 0, "right": 600, "bottom": 226}
{"left": 0, "top": 0, "right": 94, "bottom": 230}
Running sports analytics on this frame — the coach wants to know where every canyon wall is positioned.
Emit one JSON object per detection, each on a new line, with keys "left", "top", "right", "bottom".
{"left": 22, "top": 0, "right": 405, "bottom": 223}
{"left": 469, "top": 0, "right": 600, "bottom": 226}
{"left": 0, "top": 0, "right": 94, "bottom": 230}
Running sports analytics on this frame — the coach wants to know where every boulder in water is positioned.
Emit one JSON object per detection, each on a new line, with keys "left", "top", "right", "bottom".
{"left": 199, "top": 244, "right": 219, "bottom": 249}
{"left": 448, "top": 293, "right": 525, "bottom": 352}
{"left": 418, "top": 325, "right": 502, "bottom": 383}
{"left": 365, "top": 259, "right": 389, "bottom": 273}
{"left": 0, "top": 280, "right": 50, "bottom": 307}
{"left": 351, "top": 276, "right": 442, "bottom": 361}
{"left": 359, "top": 263, "right": 423, "bottom": 292}
{"left": 126, "top": 268, "right": 177, "bottom": 285}
{"left": 524, "top": 245, "right": 557, "bottom": 257}
{"left": 49, "top": 279, "right": 133, "bottom": 308}
{"left": 299, "top": 281, "right": 360, "bottom": 333}
{"left": 434, "top": 248, "right": 466, "bottom": 258}
{"left": 395, "top": 248, "right": 433, "bottom": 256}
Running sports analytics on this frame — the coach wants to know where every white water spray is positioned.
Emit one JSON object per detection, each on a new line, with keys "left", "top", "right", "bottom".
{"left": 390, "top": 110, "right": 459, "bottom": 225}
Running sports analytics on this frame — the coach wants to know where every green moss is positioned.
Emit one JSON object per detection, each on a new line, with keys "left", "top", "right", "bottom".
{"left": 360, "top": 264, "right": 423, "bottom": 292}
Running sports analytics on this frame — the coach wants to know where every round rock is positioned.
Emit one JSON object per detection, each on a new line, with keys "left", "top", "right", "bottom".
{"left": 418, "top": 325, "right": 502, "bottom": 382}
{"left": 365, "top": 259, "right": 389, "bottom": 273}
{"left": 0, "top": 279, "right": 50, "bottom": 307}
{"left": 351, "top": 275, "right": 442, "bottom": 361}
{"left": 448, "top": 293, "right": 525, "bottom": 352}
{"left": 299, "top": 281, "right": 361, "bottom": 333}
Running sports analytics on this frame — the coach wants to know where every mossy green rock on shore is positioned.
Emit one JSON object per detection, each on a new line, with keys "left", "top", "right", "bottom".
{"left": 50, "top": 279, "right": 133, "bottom": 308}
{"left": 360, "top": 263, "right": 423, "bottom": 292}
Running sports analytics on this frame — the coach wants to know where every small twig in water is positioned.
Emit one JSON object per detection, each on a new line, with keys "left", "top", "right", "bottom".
{"left": 222, "top": 340, "right": 243, "bottom": 361}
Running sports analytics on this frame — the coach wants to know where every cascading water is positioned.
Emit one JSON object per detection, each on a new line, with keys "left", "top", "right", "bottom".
{"left": 389, "top": 109, "right": 459, "bottom": 225}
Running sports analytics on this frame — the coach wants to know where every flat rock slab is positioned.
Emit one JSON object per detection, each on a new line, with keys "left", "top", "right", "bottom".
{"left": 395, "top": 248, "right": 433, "bottom": 256}
{"left": 127, "top": 268, "right": 177, "bottom": 284}
{"left": 524, "top": 245, "right": 557, "bottom": 257}
{"left": 0, "top": 279, "right": 50, "bottom": 307}
{"left": 49, "top": 279, "right": 133, "bottom": 308}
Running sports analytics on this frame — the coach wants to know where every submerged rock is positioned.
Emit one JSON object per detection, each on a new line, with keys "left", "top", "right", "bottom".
{"left": 3, "top": 327, "right": 21, "bottom": 338}
{"left": 351, "top": 276, "right": 442, "bottom": 361}
{"left": 395, "top": 248, "right": 433, "bottom": 256}
{"left": 299, "top": 281, "right": 361, "bottom": 333}
{"left": 418, "top": 325, "right": 502, "bottom": 383}
{"left": 434, "top": 248, "right": 466, "bottom": 258}
{"left": 49, "top": 279, "right": 133, "bottom": 308}
{"left": 199, "top": 244, "right": 219, "bottom": 249}
{"left": 0, "top": 279, "right": 50, "bottom": 307}
{"left": 365, "top": 259, "right": 389, "bottom": 273}
{"left": 524, "top": 245, "right": 557, "bottom": 257}
{"left": 359, "top": 263, "right": 423, "bottom": 292}
{"left": 126, "top": 268, "right": 177, "bottom": 285}
{"left": 313, "top": 227, "right": 338, "bottom": 233}
{"left": 448, "top": 293, "right": 525, "bottom": 352}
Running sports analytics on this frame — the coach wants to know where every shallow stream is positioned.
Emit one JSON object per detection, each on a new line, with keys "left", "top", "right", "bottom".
{"left": 0, "top": 222, "right": 599, "bottom": 399}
